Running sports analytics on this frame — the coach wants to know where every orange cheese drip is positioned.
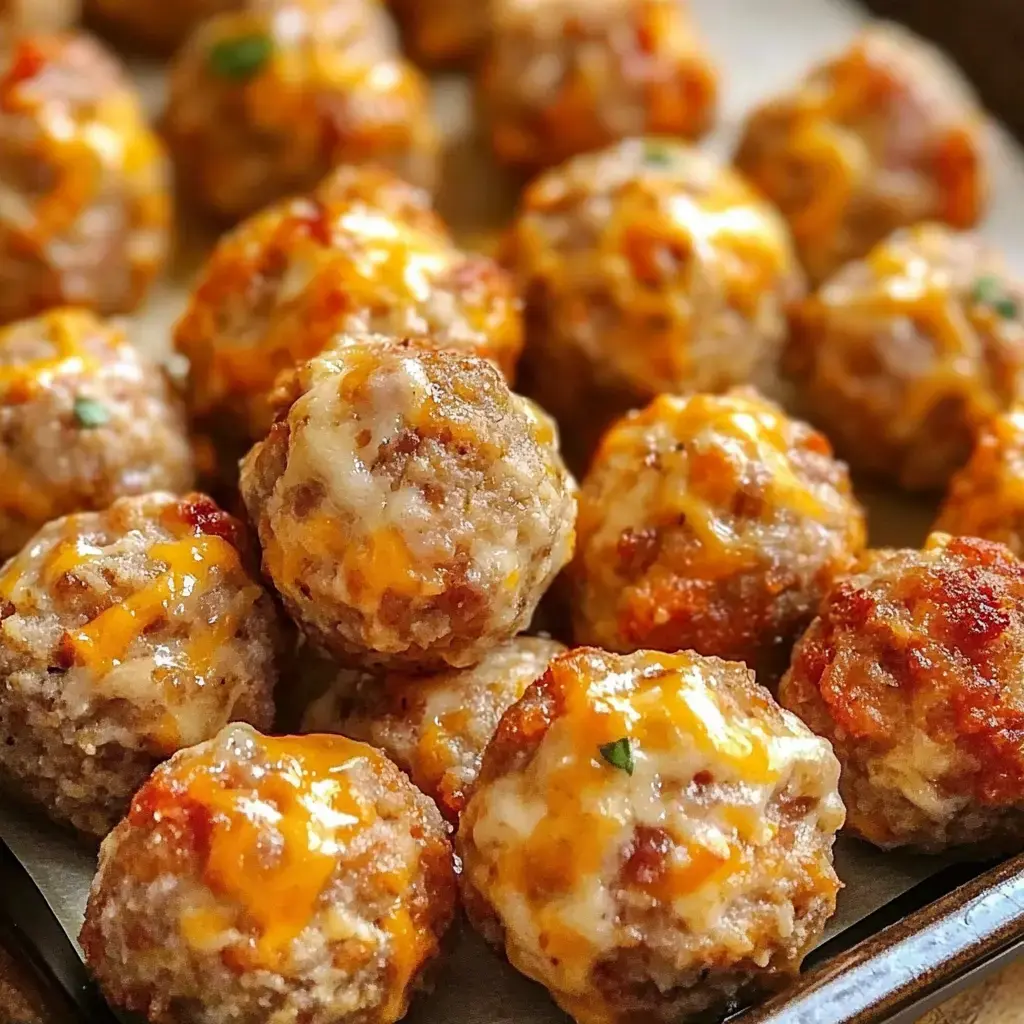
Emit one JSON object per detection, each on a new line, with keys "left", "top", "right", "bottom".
{"left": 0, "top": 315, "right": 101, "bottom": 402}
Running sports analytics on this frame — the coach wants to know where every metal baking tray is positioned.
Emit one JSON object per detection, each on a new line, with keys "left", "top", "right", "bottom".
{"left": 4, "top": 0, "right": 1024, "bottom": 1021}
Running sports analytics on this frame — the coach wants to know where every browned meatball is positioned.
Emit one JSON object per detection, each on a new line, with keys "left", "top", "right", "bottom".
{"left": 780, "top": 533, "right": 1024, "bottom": 853}
{"left": 388, "top": 0, "right": 487, "bottom": 65}
{"left": 0, "top": 493, "right": 284, "bottom": 837}
{"left": 84, "top": 0, "right": 236, "bottom": 52}
{"left": 81, "top": 724, "right": 457, "bottom": 1024}
{"left": 240, "top": 341, "right": 577, "bottom": 670}
{"left": 163, "top": 1, "right": 436, "bottom": 221}
{"left": 788, "top": 224, "right": 1024, "bottom": 492}
{"left": 458, "top": 647, "right": 845, "bottom": 1024}
{"left": 480, "top": 0, "right": 717, "bottom": 173}
{"left": 504, "top": 138, "right": 803, "bottom": 471}
{"left": 0, "top": 309, "right": 194, "bottom": 560}
{"left": 735, "top": 23, "right": 988, "bottom": 284}
{"left": 302, "top": 635, "right": 566, "bottom": 820}
{"left": 0, "top": 33, "right": 171, "bottom": 322}
{"left": 571, "top": 389, "right": 866, "bottom": 683}
{"left": 1, "top": 0, "right": 78, "bottom": 41}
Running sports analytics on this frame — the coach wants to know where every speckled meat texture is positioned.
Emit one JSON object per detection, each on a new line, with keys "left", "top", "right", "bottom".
{"left": 81, "top": 724, "right": 457, "bottom": 1024}
{"left": 0, "top": 0, "right": 78, "bottom": 40}
{"left": 571, "top": 389, "right": 866, "bottom": 684}
{"left": 302, "top": 635, "right": 567, "bottom": 820}
{"left": 0, "top": 309, "right": 195, "bottom": 559}
{"left": 0, "top": 32, "right": 171, "bottom": 322}
{"left": 388, "top": 0, "right": 488, "bottom": 65}
{"left": 480, "top": 0, "right": 717, "bottom": 173}
{"left": 163, "top": 0, "right": 435, "bottom": 221}
{"left": 779, "top": 533, "right": 1024, "bottom": 854}
{"left": 503, "top": 138, "right": 804, "bottom": 472}
{"left": 0, "top": 493, "right": 284, "bottom": 837}
{"left": 175, "top": 165, "right": 523, "bottom": 458}
{"left": 240, "top": 341, "right": 577, "bottom": 670}
{"left": 735, "top": 22, "right": 988, "bottom": 284}
{"left": 458, "top": 647, "right": 845, "bottom": 1024}
{"left": 788, "top": 223, "right": 1024, "bottom": 492}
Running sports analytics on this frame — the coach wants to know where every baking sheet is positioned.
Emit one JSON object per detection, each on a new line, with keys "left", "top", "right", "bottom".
{"left": 5, "top": 0, "right": 1024, "bottom": 1020}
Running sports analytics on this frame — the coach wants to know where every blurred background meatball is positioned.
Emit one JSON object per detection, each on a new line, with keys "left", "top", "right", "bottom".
{"left": 788, "top": 224, "right": 1024, "bottom": 492}
{"left": 0, "top": 32, "right": 171, "bottom": 322}
{"left": 303, "top": 635, "right": 566, "bottom": 820}
{"left": 937, "top": 408, "right": 1024, "bottom": 555}
{"left": 241, "top": 342, "right": 576, "bottom": 669}
{"left": 0, "top": 309, "right": 194, "bottom": 560}
{"left": 459, "top": 647, "right": 845, "bottom": 1024}
{"left": 0, "top": 493, "right": 283, "bottom": 837}
{"left": 84, "top": 0, "right": 236, "bottom": 53}
{"left": 0, "top": 0, "right": 78, "bottom": 42}
{"left": 572, "top": 390, "right": 865, "bottom": 683}
{"left": 175, "top": 166, "right": 523, "bottom": 469}
{"left": 504, "top": 139, "right": 803, "bottom": 472}
{"left": 480, "top": 0, "right": 717, "bottom": 173}
{"left": 163, "top": 1, "right": 436, "bottom": 221}
{"left": 735, "top": 23, "right": 988, "bottom": 285}
{"left": 81, "top": 724, "right": 456, "bottom": 1024}
{"left": 388, "top": 0, "right": 487, "bottom": 65}
{"left": 780, "top": 533, "right": 1024, "bottom": 853}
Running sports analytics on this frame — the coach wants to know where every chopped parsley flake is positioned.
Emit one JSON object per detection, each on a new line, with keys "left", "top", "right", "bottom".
{"left": 599, "top": 737, "right": 635, "bottom": 775}
{"left": 972, "top": 275, "right": 1019, "bottom": 319}
{"left": 73, "top": 396, "right": 109, "bottom": 429}
{"left": 208, "top": 33, "right": 273, "bottom": 81}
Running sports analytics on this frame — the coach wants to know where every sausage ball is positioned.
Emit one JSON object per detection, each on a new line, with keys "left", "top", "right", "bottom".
{"left": 571, "top": 389, "right": 866, "bottom": 683}
{"left": 302, "top": 635, "right": 567, "bottom": 820}
{"left": 0, "top": 33, "right": 172, "bottom": 322}
{"left": 735, "top": 23, "right": 988, "bottom": 285}
{"left": 0, "top": 0, "right": 78, "bottom": 41}
{"left": 481, "top": 0, "right": 717, "bottom": 173}
{"left": 458, "top": 647, "right": 845, "bottom": 1024}
{"left": 163, "top": 1, "right": 435, "bottom": 221}
{"left": 788, "top": 223, "right": 1024, "bottom": 492}
{"left": 388, "top": 0, "right": 487, "bottom": 65}
{"left": 937, "top": 408, "right": 1024, "bottom": 555}
{"left": 0, "top": 309, "right": 194, "bottom": 560}
{"left": 0, "top": 493, "right": 284, "bottom": 837}
{"left": 175, "top": 166, "right": 523, "bottom": 458}
{"left": 81, "top": 724, "right": 457, "bottom": 1024}
{"left": 780, "top": 533, "right": 1024, "bottom": 853}
{"left": 240, "top": 341, "right": 578, "bottom": 670}
{"left": 504, "top": 138, "right": 803, "bottom": 471}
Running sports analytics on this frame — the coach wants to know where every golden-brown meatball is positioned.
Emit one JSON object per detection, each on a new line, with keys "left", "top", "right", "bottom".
{"left": 480, "top": 0, "right": 717, "bottom": 173}
{"left": 1, "top": 0, "right": 78, "bottom": 41}
{"left": 571, "top": 389, "right": 866, "bottom": 683}
{"left": 302, "top": 635, "right": 567, "bottom": 820}
{"left": 163, "top": 2, "right": 435, "bottom": 221}
{"left": 240, "top": 341, "right": 578, "bottom": 670}
{"left": 780, "top": 533, "right": 1024, "bottom": 853}
{"left": 459, "top": 647, "right": 845, "bottom": 1024}
{"left": 788, "top": 223, "right": 1024, "bottom": 492}
{"left": 0, "top": 309, "right": 194, "bottom": 560}
{"left": 0, "top": 33, "right": 171, "bottom": 322}
{"left": 735, "top": 23, "right": 988, "bottom": 284}
{"left": 0, "top": 493, "right": 284, "bottom": 837}
{"left": 504, "top": 138, "right": 803, "bottom": 471}
{"left": 81, "top": 724, "right": 456, "bottom": 1024}
{"left": 388, "top": 0, "right": 487, "bottom": 65}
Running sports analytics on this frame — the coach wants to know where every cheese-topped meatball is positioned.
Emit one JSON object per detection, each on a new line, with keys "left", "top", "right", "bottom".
{"left": 572, "top": 390, "right": 865, "bottom": 683}
{"left": 735, "top": 23, "right": 988, "bottom": 284}
{"left": 388, "top": 0, "right": 487, "bottom": 65}
{"left": 240, "top": 342, "right": 577, "bottom": 669}
{"left": 81, "top": 724, "right": 456, "bottom": 1024}
{"left": 937, "top": 408, "right": 1024, "bottom": 555}
{"left": 175, "top": 166, "right": 523, "bottom": 457}
{"left": 788, "top": 224, "right": 1024, "bottom": 492}
{"left": 0, "top": 33, "right": 171, "bottom": 322}
{"left": 0, "top": 493, "right": 283, "bottom": 837}
{"left": 163, "top": 2, "right": 435, "bottom": 221}
{"left": 1, "top": 0, "right": 78, "bottom": 41}
{"left": 504, "top": 139, "right": 803, "bottom": 471}
{"left": 480, "top": 0, "right": 717, "bottom": 173}
{"left": 780, "top": 533, "right": 1024, "bottom": 853}
{"left": 0, "top": 309, "right": 194, "bottom": 560}
{"left": 303, "top": 635, "right": 567, "bottom": 820}
{"left": 459, "top": 647, "right": 845, "bottom": 1024}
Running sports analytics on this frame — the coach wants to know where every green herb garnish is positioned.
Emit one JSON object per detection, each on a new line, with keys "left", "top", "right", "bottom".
{"left": 599, "top": 737, "right": 634, "bottom": 775}
{"left": 73, "top": 396, "right": 109, "bottom": 429}
{"left": 208, "top": 33, "right": 273, "bottom": 81}
{"left": 642, "top": 140, "right": 674, "bottom": 167}
{"left": 972, "top": 275, "right": 1019, "bottom": 319}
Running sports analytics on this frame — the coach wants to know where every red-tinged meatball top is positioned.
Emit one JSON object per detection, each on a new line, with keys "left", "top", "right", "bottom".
{"left": 571, "top": 389, "right": 866, "bottom": 682}
{"left": 81, "top": 724, "right": 457, "bottom": 1024}
{"left": 735, "top": 23, "right": 988, "bottom": 284}
{"left": 458, "top": 647, "right": 845, "bottom": 1024}
{"left": 779, "top": 533, "right": 1024, "bottom": 853}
